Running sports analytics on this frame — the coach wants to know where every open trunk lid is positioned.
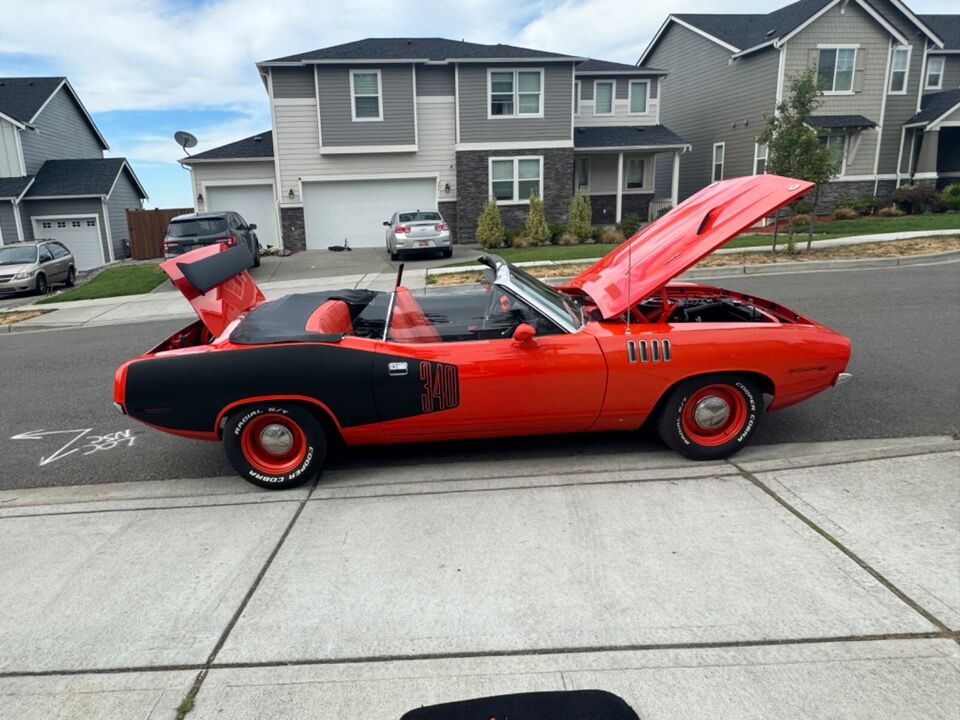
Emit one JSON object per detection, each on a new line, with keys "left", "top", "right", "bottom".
{"left": 161, "top": 243, "right": 264, "bottom": 336}
{"left": 567, "top": 175, "right": 813, "bottom": 319}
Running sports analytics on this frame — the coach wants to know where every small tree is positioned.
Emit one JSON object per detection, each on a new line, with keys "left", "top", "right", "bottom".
{"left": 475, "top": 198, "right": 505, "bottom": 249}
{"left": 524, "top": 191, "right": 550, "bottom": 246}
{"left": 757, "top": 65, "right": 837, "bottom": 250}
{"left": 566, "top": 192, "right": 592, "bottom": 241}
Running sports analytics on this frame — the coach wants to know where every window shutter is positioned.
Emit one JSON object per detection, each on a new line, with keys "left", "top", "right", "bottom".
{"left": 853, "top": 48, "right": 866, "bottom": 92}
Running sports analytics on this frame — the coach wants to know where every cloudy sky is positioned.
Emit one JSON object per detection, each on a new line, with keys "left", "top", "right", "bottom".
{"left": 1, "top": 0, "right": 954, "bottom": 207}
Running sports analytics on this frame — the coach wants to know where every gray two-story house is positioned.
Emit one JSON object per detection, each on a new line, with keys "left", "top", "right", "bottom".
{"left": 183, "top": 38, "right": 689, "bottom": 250}
{"left": 0, "top": 77, "right": 147, "bottom": 270}
{"left": 641, "top": 0, "right": 957, "bottom": 206}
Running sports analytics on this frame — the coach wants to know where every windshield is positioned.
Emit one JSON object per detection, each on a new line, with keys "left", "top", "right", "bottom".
{"left": 167, "top": 218, "right": 227, "bottom": 238}
{"left": 0, "top": 246, "right": 38, "bottom": 265}
{"left": 507, "top": 263, "right": 583, "bottom": 330}
{"left": 398, "top": 211, "right": 441, "bottom": 223}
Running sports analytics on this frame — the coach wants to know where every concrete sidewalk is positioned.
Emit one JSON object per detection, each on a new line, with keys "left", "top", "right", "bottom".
{"left": 0, "top": 436, "right": 956, "bottom": 719}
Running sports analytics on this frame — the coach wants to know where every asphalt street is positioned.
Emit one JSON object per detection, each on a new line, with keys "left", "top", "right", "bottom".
{"left": 0, "top": 260, "right": 956, "bottom": 490}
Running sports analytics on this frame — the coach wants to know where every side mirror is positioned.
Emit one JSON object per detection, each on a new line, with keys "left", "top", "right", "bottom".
{"left": 248, "top": 223, "right": 257, "bottom": 230}
{"left": 383, "top": 220, "right": 391, "bottom": 226}
{"left": 512, "top": 323, "right": 537, "bottom": 345}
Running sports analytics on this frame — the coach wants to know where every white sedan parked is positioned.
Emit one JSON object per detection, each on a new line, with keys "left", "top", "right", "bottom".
{"left": 384, "top": 210, "right": 452, "bottom": 260}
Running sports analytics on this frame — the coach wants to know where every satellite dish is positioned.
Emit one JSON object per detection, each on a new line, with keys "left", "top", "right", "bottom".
{"left": 174, "top": 130, "right": 198, "bottom": 155}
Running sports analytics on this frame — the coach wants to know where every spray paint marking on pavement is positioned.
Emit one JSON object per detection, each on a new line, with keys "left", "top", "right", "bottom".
{"left": 11, "top": 428, "right": 140, "bottom": 467}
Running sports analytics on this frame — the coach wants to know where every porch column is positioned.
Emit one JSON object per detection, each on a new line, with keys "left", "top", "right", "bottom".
{"left": 671, "top": 150, "right": 680, "bottom": 208}
{"left": 915, "top": 129, "right": 940, "bottom": 177}
{"left": 616, "top": 152, "right": 624, "bottom": 223}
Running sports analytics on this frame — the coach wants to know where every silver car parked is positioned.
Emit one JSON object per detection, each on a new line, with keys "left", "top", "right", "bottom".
{"left": 0, "top": 241, "right": 76, "bottom": 295}
{"left": 384, "top": 210, "right": 452, "bottom": 260}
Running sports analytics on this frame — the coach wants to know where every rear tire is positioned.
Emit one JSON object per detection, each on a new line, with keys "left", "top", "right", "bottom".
{"left": 390, "top": 249, "right": 400, "bottom": 261}
{"left": 34, "top": 273, "right": 47, "bottom": 295}
{"left": 223, "top": 403, "right": 326, "bottom": 489}
{"left": 442, "top": 247, "right": 453, "bottom": 258}
{"left": 657, "top": 374, "right": 763, "bottom": 460}
{"left": 64, "top": 267, "right": 76, "bottom": 287}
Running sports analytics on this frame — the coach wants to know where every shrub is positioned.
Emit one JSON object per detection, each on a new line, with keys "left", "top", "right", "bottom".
{"left": 877, "top": 204, "right": 906, "bottom": 217}
{"left": 888, "top": 184, "right": 940, "bottom": 214}
{"left": 831, "top": 207, "right": 859, "bottom": 220}
{"left": 547, "top": 223, "right": 565, "bottom": 245}
{"left": 524, "top": 192, "right": 550, "bottom": 246}
{"left": 795, "top": 201, "right": 813, "bottom": 215}
{"left": 836, "top": 194, "right": 877, "bottom": 215}
{"left": 940, "top": 183, "right": 960, "bottom": 212}
{"left": 600, "top": 228, "right": 626, "bottom": 244}
{"left": 558, "top": 231, "right": 579, "bottom": 246}
{"left": 616, "top": 212, "right": 641, "bottom": 239}
{"left": 476, "top": 199, "right": 505, "bottom": 249}
{"left": 590, "top": 225, "right": 605, "bottom": 242}
{"left": 656, "top": 205, "right": 673, "bottom": 219}
{"left": 791, "top": 213, "right": 811, "bottom": 227}
{"left": 511, "top": 234, "right": 529, "bottom": 248}
{"left": 567, "top": 192, "right": 593, "bottom": 240}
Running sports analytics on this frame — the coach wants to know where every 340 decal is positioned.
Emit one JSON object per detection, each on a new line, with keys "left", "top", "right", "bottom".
{"left": 420, "top": 361, "right": 459, "bottom": 413}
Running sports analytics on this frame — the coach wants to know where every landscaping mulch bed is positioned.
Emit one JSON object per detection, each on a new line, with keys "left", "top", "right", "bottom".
{"left": 0, "top": 310, "right": 48, "bottom": 326}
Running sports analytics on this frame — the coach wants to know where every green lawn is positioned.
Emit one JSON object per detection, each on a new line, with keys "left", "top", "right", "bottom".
{"left": 461, "top": 213, "right": 960, "bottom": 265}
{"left": 37, "top": 264, "right": 167, "bottom": 304}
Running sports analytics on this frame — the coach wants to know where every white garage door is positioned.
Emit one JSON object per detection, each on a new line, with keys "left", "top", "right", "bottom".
{"left": 302, "top": 178, "right": 437, "bottom": 249}
{"left": 205, "top": 184, "right": 279, "bottom": 250}
{"left": 32, "top": 217, "right": 103, "bottom": 271}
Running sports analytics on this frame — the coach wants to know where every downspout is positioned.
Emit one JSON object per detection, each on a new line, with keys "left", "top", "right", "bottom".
{"left": 895, "top": 125, "right": 907, "bottom": 187}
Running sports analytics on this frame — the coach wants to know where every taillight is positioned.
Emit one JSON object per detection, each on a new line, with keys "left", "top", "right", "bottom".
{"left": 162, "top": 241, "right": 175, "bottom": 252}
{"left": 394, "top": 225, "right": 411, "bottom": 234}
{"left": 435, "top": 223, "right": 449, "bottom": 231}
{"left": 219, "top": 235, "right": 237, "bottom": 246}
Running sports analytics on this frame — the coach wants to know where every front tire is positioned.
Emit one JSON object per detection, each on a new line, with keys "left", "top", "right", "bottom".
{"left": 34, "top": 273, "right": 48, "bottom": 295}
{"left": 223, "top": 403, "right": 326, "bottom": 489}
{"left": 252, "top": 241, "right": 261, "bottom": 267}
{"left": 657, "top": 374, "right": 763, "bottom": 460}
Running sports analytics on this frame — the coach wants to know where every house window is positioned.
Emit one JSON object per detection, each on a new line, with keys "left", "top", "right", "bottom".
{"left": 625, "top": 158, "right": 645, "bottom": 189}
{"left": 712, "top": 143, "right": 725, "bottom": 182}
{"left": 86, "top": 220, "right": 96, "bottom": 227}
{"left": 819, "top": 133, "right": 846, "bottom": 173}
{"left": 594, "top": 80, "right": 614, "bottom": 115}
{"left": 350, "top": 70, "right": 382, "bottom": 121}
{"left": 889, "top": 46, "right": 910, "bottom": 94}
{"left": 490, "top": 156, "right": 543, "bottom": 203}
{"left": 754, "top": 142, "right": 768, "bottom": 175}
{"left": 925, "top": 56, "right": 944, "bottom": 89}
{"left": 41, "top": 222, "right": 51, "bottom": 229}
{"left": 71, "top": 220, "right": 81, "bottom": 227}
{"left": 629, "top": 80, "right": 648, "bottom": 114}
{"left": 817, "top": 47, "right": 856, "bottom": 93}
{"left": 57, "top": 221, "right": 66, "bottom": 228}
{"left": 576, "top": 157, "right": 589, "bottom": 191}
{"left": 489, "top": 69, "right": 542, "bottom": 117}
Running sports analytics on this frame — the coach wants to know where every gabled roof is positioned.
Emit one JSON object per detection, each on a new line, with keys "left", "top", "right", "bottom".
{"left": 24, "top": 158, "right": 147, "bottom": 199}
{"left": 808, "top": 114, "right": 877, "bottom": 129}
{"left": 0, "top": 76, "right": 109, "bottom": 150}
{"left": 262, "top": 37, "right": 581, "bottom": 64}
{"left": 906, "top": 88, "right": 960, "bottom": 127}
{"left": 640, "top": 0, "right": 941, "bottom": 64}
{"left": 0, "top": 176, "right": 33, "bottom": 200}
{"left": 920, "top": 15, "right": 960, "bottom": 51}
{"left": 576, "top": 59, "right": 665, "bottom": 75}
{"left": 181, "top": 131, "right": 274, "bottom": 163}
{"left": 573, "top": 125, "right": 689, "bottom": 150}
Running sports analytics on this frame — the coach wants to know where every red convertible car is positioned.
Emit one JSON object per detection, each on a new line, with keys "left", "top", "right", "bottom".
{"left": 114, "top": 175, "right": 851, "bottom": 489}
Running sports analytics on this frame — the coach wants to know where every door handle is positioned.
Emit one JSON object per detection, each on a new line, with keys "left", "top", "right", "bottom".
{"left": 388, "top": 362, "right": 408, "bottom": 376}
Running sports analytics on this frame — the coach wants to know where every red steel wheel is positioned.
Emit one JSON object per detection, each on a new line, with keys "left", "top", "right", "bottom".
{"left": 657, "top": 374, "right": 763, "bottom": 460}
{"left": 224, "top": 403, "right": 327, "bottom": 489}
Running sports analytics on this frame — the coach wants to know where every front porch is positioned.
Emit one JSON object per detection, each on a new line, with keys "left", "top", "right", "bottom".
{"left": 901, "top": 90, "right": 960, "bottom": 188}
{"left": 572, "top": 126, "right": 690, "bottom": 224}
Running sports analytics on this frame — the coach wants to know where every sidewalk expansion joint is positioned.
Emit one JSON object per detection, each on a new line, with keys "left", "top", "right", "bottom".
{"left": 0, "top": 632, "right": 944, "bottom": 680}
{"left": 732, "top": 462, "right": 956, "bottom": 640}
{"left": 727, "top": 443, "right": 959, "bottom": 474}
{"left": 175, "top": 475, "right": 321, "bottom": 720}
{"left": 0, "top": 497, "right": 302, "bottom": 521}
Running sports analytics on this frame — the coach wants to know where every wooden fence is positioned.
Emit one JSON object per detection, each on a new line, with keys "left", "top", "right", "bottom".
{"left": 126, "top": 208, "right": 193, "bottom": 260}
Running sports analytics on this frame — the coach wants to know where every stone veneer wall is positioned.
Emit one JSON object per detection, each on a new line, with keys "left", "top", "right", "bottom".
{"left": 813, "top": 180, "right": 898, "bottom": 213}
{"left": 280, "top": 207, "right": 306, "bottom": 252}
{"left": 455, "top": 148, "right": 574, "bottom": 240}
{"left": 438, "top": 200, "right": 458, "bottom": 243}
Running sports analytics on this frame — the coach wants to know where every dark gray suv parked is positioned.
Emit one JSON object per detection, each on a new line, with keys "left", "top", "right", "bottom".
{"left": 162, "top": 211, "right": 261, "bottom": 266}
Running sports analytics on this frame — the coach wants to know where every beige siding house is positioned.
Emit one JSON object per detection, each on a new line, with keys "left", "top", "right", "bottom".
{"left": 183, "top": 39, "right": 690, "bottom": 250}
{"left": 642, "top": 0, "right": 957, "bottom": 207}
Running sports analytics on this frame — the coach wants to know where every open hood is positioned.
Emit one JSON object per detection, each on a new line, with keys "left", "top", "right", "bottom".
{"left": 568, "top": 175, "right": 813, "bottom": 319}
{"left": 161, "top": 243, "right": 264, "bottom": 336}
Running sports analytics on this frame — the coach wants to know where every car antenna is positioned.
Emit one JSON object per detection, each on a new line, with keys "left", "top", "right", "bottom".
{"left": 395, "top": 262, "right": 405, "bottom": 288}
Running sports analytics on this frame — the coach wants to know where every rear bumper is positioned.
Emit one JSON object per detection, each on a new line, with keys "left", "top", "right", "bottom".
{"left": 394, "top": 233, "right": 452, "bottom": 251}
{"left": 833, "top": 372, "right": 853, "bottom": 388}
